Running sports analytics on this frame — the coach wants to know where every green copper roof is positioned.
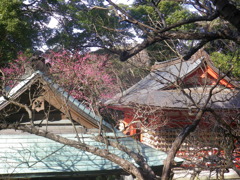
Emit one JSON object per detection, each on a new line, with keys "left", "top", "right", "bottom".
{"left": 0, "top": 131, "right": 183, "bottom": 178}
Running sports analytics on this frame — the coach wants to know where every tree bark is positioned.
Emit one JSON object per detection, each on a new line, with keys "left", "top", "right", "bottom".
{"left": 94, "top": 135, "right": 157, "bottom": 179}
{"left": 119, "top": 29, "right": 240, "bottom": 61}
{"left": 211, "top": 0, "right": 240, "bottom": 32}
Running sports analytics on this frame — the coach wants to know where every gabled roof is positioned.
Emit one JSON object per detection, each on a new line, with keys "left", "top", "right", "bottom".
{"left": 0, "top": 71, "right": 183, "bottom": 177}
{"left": 109, "top": 54, "right": 203, "bottom": 101}
{"left": 105, "top": 50, "right": 240, "bottom": 109}
{"left": 0, "top": 128, "right": 183, "bottom": 178}
{"left": 0, "top": 71, "right": 111, "bottom": 129}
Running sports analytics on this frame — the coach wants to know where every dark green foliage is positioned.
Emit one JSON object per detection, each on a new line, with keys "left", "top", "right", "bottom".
{"left": 1, "top": 0, "right": 239, "bottom": 72}
{"left": 0, "top": 0, "right": 53, "bottom": 66}
{"left": 211, "top": 51, "right": 240, "bottom": 78}
{"left": 46, "top": 1, "right": 134, "bottom": 51}
{"left": 129, "top": 1, "right": 196, "bottom": 62}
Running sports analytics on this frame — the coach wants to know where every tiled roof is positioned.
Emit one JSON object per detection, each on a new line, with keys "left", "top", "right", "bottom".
{"left": 106, "top": 88, "right": 240, "bottom": 109}
{"left": 105, "top": 50, "right": 240, "bottom": 109}
{"left": 105, "top": 56, "right": 203, "bottom": 107}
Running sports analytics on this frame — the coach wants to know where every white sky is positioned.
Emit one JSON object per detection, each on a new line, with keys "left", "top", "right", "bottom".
{"left": 113, "top": 0, "right": 134, "bottom": 4}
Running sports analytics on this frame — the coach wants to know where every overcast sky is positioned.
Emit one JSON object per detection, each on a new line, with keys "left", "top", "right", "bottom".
{"left": 113, "top": 0, "right": 134, "bottom": 4}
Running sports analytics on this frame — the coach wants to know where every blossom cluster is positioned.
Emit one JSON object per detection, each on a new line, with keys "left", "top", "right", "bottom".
{"left": 1, "top": 50, "right": 119, "bottom": 106}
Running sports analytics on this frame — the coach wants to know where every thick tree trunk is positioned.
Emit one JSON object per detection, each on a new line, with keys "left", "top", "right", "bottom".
{"left": 211, "top": 0, "right": 240, "bottom": 32}
{"left": 94, "top": 135, "right": 157, "bottom": 179}
{"left": 161, "top": 110, "right": 204, "bottom": 180}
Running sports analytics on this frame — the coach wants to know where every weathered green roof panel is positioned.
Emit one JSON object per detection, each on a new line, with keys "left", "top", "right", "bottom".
{"left": 0, "top": 131, "right": 182, "bottom": 178}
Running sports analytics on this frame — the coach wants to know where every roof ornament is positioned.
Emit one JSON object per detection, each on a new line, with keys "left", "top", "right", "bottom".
{"left": 32, "top": 96, "right": 45, "bottom": 112}
{"left": 24, "top": 55, "right": 51, "bottom": 77}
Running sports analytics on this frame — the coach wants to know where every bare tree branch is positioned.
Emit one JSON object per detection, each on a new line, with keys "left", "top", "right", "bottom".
{"left": 0, "top": 124, "right": 145, "bottom": 180}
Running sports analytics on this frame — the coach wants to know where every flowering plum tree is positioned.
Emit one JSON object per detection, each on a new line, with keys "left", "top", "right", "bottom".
{"left": 1, "top": 50, "right": 119, "bottom": 109}
{"left": 46, "top": 50, "right": 118, "bottom": 107}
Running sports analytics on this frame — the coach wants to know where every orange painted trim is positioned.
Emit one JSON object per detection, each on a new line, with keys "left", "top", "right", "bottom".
{"left": 206, "top": 66, "right": 234, "bottom": 88}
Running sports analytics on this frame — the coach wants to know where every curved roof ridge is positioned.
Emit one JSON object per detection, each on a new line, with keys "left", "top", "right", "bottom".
{"left": 151, "top": 57, "right": 181, "bottom": 71}
{"left": 151, "top": 49, "right": 210, "bottom": 71}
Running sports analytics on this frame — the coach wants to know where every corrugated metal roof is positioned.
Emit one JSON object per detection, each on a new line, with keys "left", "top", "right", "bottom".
{"left": 0, "top": 130, "right": 183, "bottom": 178}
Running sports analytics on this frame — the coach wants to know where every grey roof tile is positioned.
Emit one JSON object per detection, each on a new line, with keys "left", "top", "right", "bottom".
{"left": 105, "top": 52, "right": 240, "bottom": 109}
{"left": 105, "top": 57, "right": 203, "bottom": 106}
